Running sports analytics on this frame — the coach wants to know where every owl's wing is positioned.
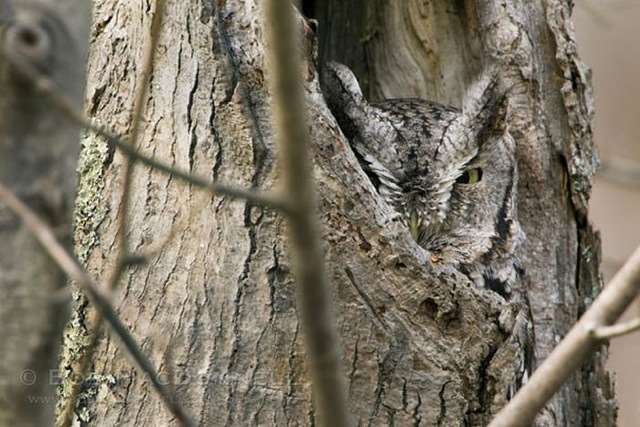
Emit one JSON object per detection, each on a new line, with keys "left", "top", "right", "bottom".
{"left": 354, "top": 146, "right": 405, "bottom": 210}
{"left": 322, "top": 63, "right": 407, "bottom": 210}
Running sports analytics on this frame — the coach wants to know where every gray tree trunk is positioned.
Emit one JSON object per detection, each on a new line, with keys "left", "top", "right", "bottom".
{"left": 59, "top": 1, "right": 615, "bottom": 426}
{"left": 0, "top": 2, "right": 89, "bottom": 426}
{"left": 312, "top": 2, "right": 617, "bottom": 426}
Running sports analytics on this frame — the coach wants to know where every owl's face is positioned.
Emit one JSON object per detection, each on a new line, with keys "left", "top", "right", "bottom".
{"left": 322, "top": 63, "right": 521, "bottom": 273}
{"left": 404, "top": 112, "right": 518, "bottom": 268}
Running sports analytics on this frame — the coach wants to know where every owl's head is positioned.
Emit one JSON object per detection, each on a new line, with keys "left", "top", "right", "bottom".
{"left": 322, "top": 63, "right": 522, "bottom": 275}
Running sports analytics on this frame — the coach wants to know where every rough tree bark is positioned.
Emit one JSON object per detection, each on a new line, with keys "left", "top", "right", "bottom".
{"left": 0, "top": 1, "right": 89, "bottom": 425}
{"left": 310, "top": 1, "right": 617, "bottom": 425}
{"left": 58, "top": 1, "right": 615, "bottom": 426}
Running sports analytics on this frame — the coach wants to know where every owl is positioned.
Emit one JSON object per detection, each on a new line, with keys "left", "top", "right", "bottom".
{"left": 322, "top": 63, "right": 523, "bottom": 298}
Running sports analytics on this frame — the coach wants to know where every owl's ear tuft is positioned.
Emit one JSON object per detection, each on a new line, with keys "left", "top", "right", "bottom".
{"left": 321, "top": 62, "right": 370, "bottom": 139}
{"left": 460, "top": 66, "right": 509, "bottom": 141}
{"left": 322, "top": 62, "right": 364, "bottom": 103}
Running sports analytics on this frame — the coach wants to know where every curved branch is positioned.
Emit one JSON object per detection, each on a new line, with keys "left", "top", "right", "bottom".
{"left": 590, "top": 316, "right": 640, "bottom": 340}
{"left": 0, "top": 182, "right": 196, "bottom": 427}
{"left": 490, "top": 244, "right": 640, "bottom": 427}
{"left": 3, "top": 52, "right": 290, "bottom": 213}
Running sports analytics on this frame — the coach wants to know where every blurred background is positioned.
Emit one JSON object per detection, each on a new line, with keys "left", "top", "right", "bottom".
{"left": 574, "top": 2, "right": 640, "bottom": 425}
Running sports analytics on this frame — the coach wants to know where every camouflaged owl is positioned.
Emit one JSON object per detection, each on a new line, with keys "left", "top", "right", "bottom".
{"left": 322, "top": 63, "right": 523, "bottom": 297}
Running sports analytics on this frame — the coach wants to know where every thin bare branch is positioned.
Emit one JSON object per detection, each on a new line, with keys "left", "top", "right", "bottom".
{"left": 0, "top": 182, "right": 196, "bottom": 427}
{"left": 489, "top": 244, "right": 640, "bottom": 427}
{"left": 590, "top": 316, "right": 640, "bottom": 340}
{"left": 4, "top": 52, "right": 291, "bottom": 214}
{"left": 578, "top": 0, "right": 612, "bottom": 28}
{"left": 59, "top": 3, "right": 167, "bottom": 424}
{"left": 117, "top": 0, "right": 166, "bottom": 261}
{"left": 599, "top": 156, "right": 640, "bottom": 189}
{"left": 98, "top": 125, "right": 290, "bottom": 212}
{"left": 265, "top": 2, "right": 349, "bottom": 427}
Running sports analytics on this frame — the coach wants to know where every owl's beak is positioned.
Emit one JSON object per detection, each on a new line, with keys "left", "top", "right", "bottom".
{"left": 409, "top": 210, "right": 421, "bottom": 241}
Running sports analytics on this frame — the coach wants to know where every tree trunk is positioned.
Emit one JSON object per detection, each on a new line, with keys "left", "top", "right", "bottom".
{"left": 0, "top": 1, "right": 89, "bottom": 425}
{"left": 59, "top": 0, "right": 615, "bottom": 426}
{"left": 312, "top": 1, "right": 617, "bottom": 425}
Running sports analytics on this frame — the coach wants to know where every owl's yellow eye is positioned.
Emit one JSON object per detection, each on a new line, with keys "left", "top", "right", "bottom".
{"left": 456, "top": 168, "right": 483, "bottom": 185}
